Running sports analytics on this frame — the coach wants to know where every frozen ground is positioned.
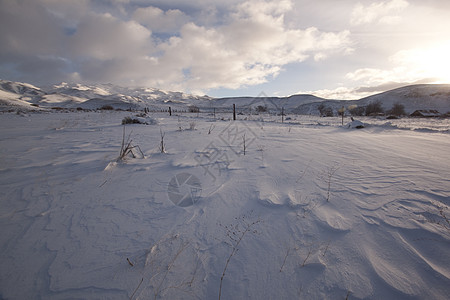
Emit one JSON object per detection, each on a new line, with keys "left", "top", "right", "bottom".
{"left": 0, "top": 111, "right": 449, "bottom": 299}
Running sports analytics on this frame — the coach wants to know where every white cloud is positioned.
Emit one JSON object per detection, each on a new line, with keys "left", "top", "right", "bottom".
{"left": 346, "top": 42, "right": 450, "bottom": 87}
{"left": 299, "top": 81, "right": 425, "bottom": 100}
{"left": 68, "top": 0, "right": 352, "bottom": 91}
{"left": 345, "top": 66, "right": 424, "bottom": 92}
{"left": 153, "top": 0, "right": 352, "bottom": 91}
{"left": 233, "top": 0, "right": 293, "bottom": 18}
{"left": 69, "top": 13, "right": 152, "bottom": 60}
{"left": 132, "top": 6, "right": 189, "bottom": 33}
{"left": 299, "top": 86, "right": 364, "bottom": 100}
{"left": 389, "top": 42, "right": 450, "bottom": 83}
{"left": 350, "top": 0, "right": 409, "bottom": 25}
{"left": 378, "top": 15, "right": 402, "bottom": 25}
{"left": 0, "top": 0, "right": 352, "bottom": 92}
{"left": 333, "top": 42, "right": 450, "bottom": 99}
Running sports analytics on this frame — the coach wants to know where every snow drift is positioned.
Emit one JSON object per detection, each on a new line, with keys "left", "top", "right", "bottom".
{"left": 0, "top": 110, "right": 449, "bottom": 299}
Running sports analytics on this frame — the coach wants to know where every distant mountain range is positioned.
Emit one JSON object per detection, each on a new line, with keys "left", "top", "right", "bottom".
{"left": 0, "top": 80, "right": 212, "bottom": 111}
{"left": 1, "top": 79, "right": 449, "bottom": 115}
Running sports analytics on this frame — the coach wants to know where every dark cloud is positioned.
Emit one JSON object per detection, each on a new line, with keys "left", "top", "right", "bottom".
{"left": 0, "top": 1, "right": 66, "bottom": 57}
{"left": 2, "top": 0, "right": 447, "bottom": 97}
{"left": 0, "top": 0, "right": 352, "bottom": 92}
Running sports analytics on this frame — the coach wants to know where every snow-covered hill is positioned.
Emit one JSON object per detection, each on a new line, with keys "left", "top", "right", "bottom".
{"left": 212, "top": 94, "right": 325, "bottom": 112}
{"left": 204, "top": 85, "right": 450, "bottom": 115}
{"left": 0, "top": 80, "right": 46, "bottom": 110}
{"left": 357, "top": 84, "right": 450, "bottom": 114}
{"left": 0, "top": 80, "right": 44, "bottom": 97}
{"left": 47, "top": 82, "right": 215, "bottom": 111}
{"left": 1, "top": 79, "right": 449, "bottom": 115}
{"left": 292, "top": 85, "right": 450, "bottom": 115}
{"left": 0, "top": 80, "right": 213, "bottom": 111}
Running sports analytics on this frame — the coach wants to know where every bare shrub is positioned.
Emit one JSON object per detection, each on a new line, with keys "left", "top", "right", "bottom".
{"left": 365, "top": 100, "right": 384, "bottom": 116}
{"left": 349, "top": 106, "right": 365, "bottom": 116}
{"left": 188, "top": 105, "right": 199, "bottom": 113}
{"left": 387, "top": 102, "right": 406, "bottom": 116}
{"left": 318, "top": 103, "right": 333, "bottom": 117}
{"left": 218, "top": 211, "right": 262, "bottom": 300}
{"left": 301, "top": 247, "right": 313, "bottom": 267}
{"left": 118, "top": 126, "right": 144, "bottom": 161}
{"left": 279, "top": 240, "right": 330, "bottom": 272}
{"left": 255, "top": 105, "right": 267, "bottom": 113}
{"left": 159, "top": 129, "right": 166, "bottom": 153}
{"left": 100, "top": 105, "right": 114, "bottom": 110}
{"left": 128, "top": 234, "right": 202, "bottom": 300}
{"left": 122, "top": 116, "right": 144, "bottom": 125}
{"left": 208, "top": 124, "right": 215, "bottom": 134}
{"left": 424, "top": 201, "right": 450, "bottom": 233}
{"left": 320, "top": 164, "right": 341, "bottom": 202}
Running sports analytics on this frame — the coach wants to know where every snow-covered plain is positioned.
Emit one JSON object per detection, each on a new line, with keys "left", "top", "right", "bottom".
{"left": 0, "top": 111, "right": 449, "bottom": 299}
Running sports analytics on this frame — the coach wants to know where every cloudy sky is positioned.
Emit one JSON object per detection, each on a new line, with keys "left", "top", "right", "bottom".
{"left": 1, "top": 0, "right": 449, "bottom": 99}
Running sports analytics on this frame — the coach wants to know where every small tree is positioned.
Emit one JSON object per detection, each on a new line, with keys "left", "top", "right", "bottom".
{"left": 365, "top": 100, "right": 384, "bottom": 116}
{"left": 318, "top": 103, "right": 333, "bottom": 117}
{"left": 387, "top": 102, "right": 406, "bottom": 116}
{"left": 318, "top": 103, "right": 325, "bottom": 115}
{"left": 348, "top": 106, "right": 365, "bottom": 116}
{"left": 188, "top": 105, "right": 199, "bottom": 113}
{"left": 100, "top": 105, "right": 114, "bottom": 110}
{"left": 255, "top": 105, "right": 267, "bottom": 113}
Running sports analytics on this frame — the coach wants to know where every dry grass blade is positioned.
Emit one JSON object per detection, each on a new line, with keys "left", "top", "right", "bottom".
{"left": 118, "top": 125, "right": 144, "bottom": 161}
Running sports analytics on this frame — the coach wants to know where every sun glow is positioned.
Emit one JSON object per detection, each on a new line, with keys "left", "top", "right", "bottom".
{"left": 393, "top": 42, "right": 450, "bottom": 83}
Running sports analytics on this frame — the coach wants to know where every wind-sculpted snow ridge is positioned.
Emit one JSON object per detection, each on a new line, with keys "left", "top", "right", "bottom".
{"left": 358, "top": 117, "right": 450, "bottom": 133}
{"left": 0, "top": 110, "right": 449, "bottom": 299}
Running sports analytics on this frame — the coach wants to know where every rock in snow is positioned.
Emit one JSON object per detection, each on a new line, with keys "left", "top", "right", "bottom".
{"left": 346, "top": 118, "right": 365, "bottom": 129}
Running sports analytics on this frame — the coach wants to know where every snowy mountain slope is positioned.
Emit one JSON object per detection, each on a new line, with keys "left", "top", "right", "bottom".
{"left": 0, "top": 80, "right": 86, "bottom": 109}
{"left": 0, "top": 80, "right": 213, "bottom": 111}
{"left": 1, "top": 79, "right": 449, "bottom": 114}
{"left": 49, "top": 82, "right": 113, "bottom": 100}
{"left": 293, "top": 99, "right": 353, "bottom": 115}
{"left": 0, "top": 80, "right": 44, "bottom": 97}
{"left": 0, "top": 111, "right": 449, "bottom": 299}
{"left": 0, "top": 89, "right": 25, "bottom": 105}
{"left": 0, "top": 89, "right": 44, "bottom": 111}
{"left": 0, "top": 80, "right": 47, "bottom": 110}
{"left": 356, "top": 84, "right": 450, "bottom": 114}
{"left": 292, "top": 84, "right": 450, "bottom": 115}
{"left": 208, "top": 85, "right": 450, "bottom": 115}
{"left": 212, "top": 94, "right": 325, "bottom": 112}
{"left": 47, "top": 82, "right": 213, "bottom": 110}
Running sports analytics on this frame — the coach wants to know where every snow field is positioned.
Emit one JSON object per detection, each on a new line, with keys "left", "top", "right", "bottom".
{"left": 0, "top": 111, "right": 449, "bottom": 299}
